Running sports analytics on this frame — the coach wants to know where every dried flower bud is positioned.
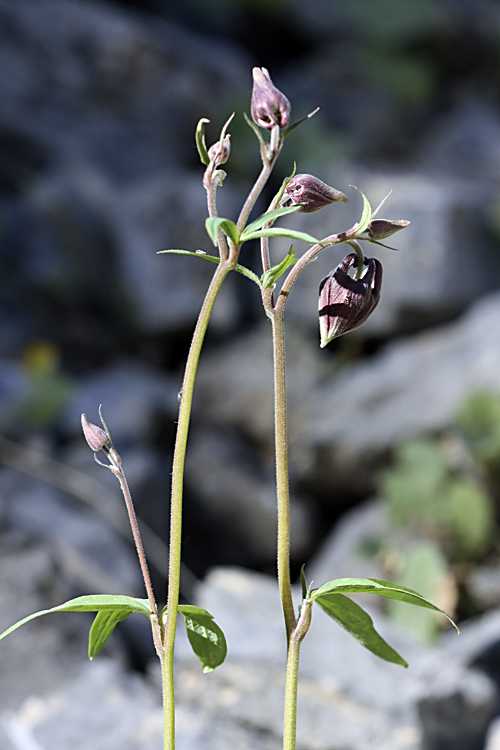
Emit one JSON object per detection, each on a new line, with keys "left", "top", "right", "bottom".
{"left": 81, "top": 413, "right": 109, "bottom": 452}
{"left": 251, "top": 67, "right": 291, "bottom": 130}
{"left": 208, "top": 135, "right": 231, "bottom": 167}
{"left": 284, "top": 174, "right": 348, "bottom": 213}
{"left": 366, "top": 218, "right": 410, "bottom": 240}
{"left": 319, "top": 253, "right": 383, "bottom": 346}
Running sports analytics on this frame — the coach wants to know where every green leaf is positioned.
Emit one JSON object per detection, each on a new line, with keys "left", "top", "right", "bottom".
{"left": 0, "top": 595, "right": 152, "bottom": 641}
{"left": 196, "top": 118, "right": 210, "bottom": 166}
{"left": 242, "top": 205, "right": 303, "bottom": 236}
{"left": 241, "top": 227, "right": 319, "bottom": 244}
{"left": 261, "top": 245, "right": 297, "bottom": 289}
{"left": 88, "top": 609, "right": 131, "bottom": 660}
{"left": 178, "top": 605, "right": 227, "bottom": 673}
{"left": 158, "top": 249, "right": 261, "bottom": 287}
{"left": 386, "top": 542, "right": 451, "bottom": 644}
{"left": 311, "top": 577, "right": 458, "bottom": 631}
{"left": 205, "top": 217, "right": 239, "bottom": 246}
{"left": 316, "top": 593, "right": 408, "bottom": 667}
{"left": 351, "top": 186, "right": 372, "bottom": 235}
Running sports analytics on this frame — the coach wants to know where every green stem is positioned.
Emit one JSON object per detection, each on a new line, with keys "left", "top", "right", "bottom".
{"left": 162, "top": 259, "right": 231, "bottom": 750}
{"left": 283, "top": 600, "right": 312, "bottom": 750}
{"left": 270, "top": 308, "right": 297, "bottom": 643}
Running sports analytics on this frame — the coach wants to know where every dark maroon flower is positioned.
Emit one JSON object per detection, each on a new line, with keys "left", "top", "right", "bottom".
{"left": 285, "top": 174, "right": 348, "bottom": 213}
{"left": 319, "top": 253, "right": 383, "bottom": 346}
{"left": 251, "top": 67, "right": 291, "bottom": 130}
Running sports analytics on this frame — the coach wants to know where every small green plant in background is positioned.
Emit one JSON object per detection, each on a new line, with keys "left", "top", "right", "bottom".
{"left": 377, "top": 392, "right": 500, "bottom": 643}
{"left": 0, "top": 68, "right": 456, "bottom": 750}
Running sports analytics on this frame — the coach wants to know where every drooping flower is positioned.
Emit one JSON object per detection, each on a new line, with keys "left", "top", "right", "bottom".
{"left": 251, "top": 67, "right": 291, "bottom": 130}
{"left": 318, "top": 253, "right": 383, "bottom": 346}
{"left": 284, "top": 174, "right": 348, "bottom": 213}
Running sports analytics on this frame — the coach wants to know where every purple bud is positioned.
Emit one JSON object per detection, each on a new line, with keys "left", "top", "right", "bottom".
{"left": 208, "top": 134, "right": 231, "bottom": 167}
{"left": 251, "top": 67, "right": 291, "bottom": 131}
{"left": 366, "top": 218, "right": 410, "bottom": 240}
{"left": 285, "top": 174, "right": 348, "bottom": 213}
{"left": 318, "top": 253, "right": 383, "bottom": 346}
{"left": 81, "top": 413, "right": 109, "bottom": 452}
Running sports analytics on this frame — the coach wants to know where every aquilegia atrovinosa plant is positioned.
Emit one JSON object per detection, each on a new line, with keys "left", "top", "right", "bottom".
{"left": 0, "top": 68, "right": 457, "bottom": 750}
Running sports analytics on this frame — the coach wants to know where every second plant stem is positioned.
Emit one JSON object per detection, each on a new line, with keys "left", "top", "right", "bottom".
{"left": 161, "top": 259, "right": 231, "bottom": 750}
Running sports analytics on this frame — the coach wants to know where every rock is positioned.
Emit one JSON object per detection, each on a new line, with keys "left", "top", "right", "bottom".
{"left": 417, "top": 667, "right": 497, "bottom": 750}
{"left": 62, "top": 360, "right": 179, "bottom": 441}
{"left": 0, "top": 536, "right": 92, "bottom": 712}
{"left": 304, "top": 290, "right": 500, "bottom": 494}
{"left": 0, "top": 476, "right": 142, "bottom": 595}
{"left": 190, "top": 565, "right": 499, "bottom": 750}
{"left": 0, "top": 658, "right": 163, "bottom": 750}
{"left": 184, "top": 426, "right": 313, "bottom": 565}
{"left": 195, "top": 323, "right": 324, "bottom": 479}
{"left": 0, "top": 0, "right": 248, "bottom": 335}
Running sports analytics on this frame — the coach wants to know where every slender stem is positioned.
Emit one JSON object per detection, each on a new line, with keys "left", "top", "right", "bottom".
{"left": 162, "top": 260, "right": 231, "bottom": 750}
{"left": 276, "top": 229, "right": 354, "bottom": 313}
{"left": 236, "top": 130, "right": 281, "bottom": 235}
{"left": 283, "top": 600, "right": 312, "bottom": 750}
{"left": 116, "top": 470, "right": 157, "bottom": 617}
{"left": 270, "top": 308, "right": 297, "bottom": 642}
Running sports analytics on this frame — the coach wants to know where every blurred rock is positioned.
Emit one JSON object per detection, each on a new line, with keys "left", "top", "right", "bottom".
{"left": 190, "top": 565, "right": 498, "bottom": 750}
{"left": 0, "top": 0, "right": 248, "bottom": 337}
{"left": 195, "top": 323, "right": 323, "bottom": 480}
{"left": 0, "top": 475, "right": 141, "bottom": 595}
{"left": 305, "top": 290, "right": 500, "bottom": 495}
{"left": 418, "top": 97, "right": 500, "bottom": 182}
{"left": 62, "top": 360, "right": 179, "bottom": 441}
{"left": 0, "top": 659, "right": 163, "bottom": 750}
{"left": 184, "top": 426, "right": 313, "bottom": 566}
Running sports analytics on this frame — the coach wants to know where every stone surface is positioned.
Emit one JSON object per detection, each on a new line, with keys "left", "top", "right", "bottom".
{"left": 304, "top": 290, "right": 500, "bottom": 493}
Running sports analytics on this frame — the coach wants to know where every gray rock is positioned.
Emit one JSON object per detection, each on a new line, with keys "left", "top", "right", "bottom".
{"left": 0, "top": 0, "right": 249, "bottom": 179}
{"left": 184, "top": 427, "right": 312, "bottom": 564}
{"left": 0, "top": 659, "right": 163, "bottom": 750}
{"left": 1, "top": 478, "right": 142, "bottom": 595}
{"left": 191, "top": 565, "right": 498, "bottom": 750}
{"left": 63, "top": 360, "right": 179, "bottom": 440}
{"left": 195, "top": 323, "right": 324, "bottom": 480}
{"left": 304, "top": 290, "right": 500, "bottom": 492}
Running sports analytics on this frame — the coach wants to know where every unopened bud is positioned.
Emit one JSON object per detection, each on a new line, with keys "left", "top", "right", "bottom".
{"left": 366, "top": 218, "right": 410, "bottom": 240}
{"left": 81, "top": 413, "right": 109, "bottom": 452}
{"left": 319, "top": 253, "right": 383, "bottom": 346}
{"left": 251, "top": 67, "right": 291, "bottom": 130}
{"left": 285, "top": 174, "right": 348, "bottom": 213}
{"left": 208, "top": 134, "right": 231, "bottom": 167}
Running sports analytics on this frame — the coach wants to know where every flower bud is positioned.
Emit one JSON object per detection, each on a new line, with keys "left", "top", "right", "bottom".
{"left": 284, "top": 174, "right": 348, "bottom": 213}
{"left": 81, "top": 413, "right": 109, "bottom": 452}
{"left": 208, "top": 134, "right": 231, "bottom": 167}
{"left": 318, "top": 253, "right": 383, "bottom": 346}
{"left": 366, "top": 218, "right": 410, "bottom": 240}
{"left": 251, "top": 67, "right": 291, "bottom": 130}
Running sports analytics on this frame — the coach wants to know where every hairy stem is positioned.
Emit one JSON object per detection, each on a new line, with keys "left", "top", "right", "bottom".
{"left": 283, "top": 600, "right": 312, "bottom": 750}
{"left": 116, "top": 471, "right": 157, "bottom": 618}
{"left": 270, "top": 308, "right": 297, "bottom": 642}
{"left": 162, "top": 259, "right": 231, "bottom": 750}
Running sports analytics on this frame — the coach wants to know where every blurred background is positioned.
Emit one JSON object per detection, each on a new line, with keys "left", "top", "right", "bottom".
{"left": 3, "top": 0, "right": 500, "bottom": 748}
